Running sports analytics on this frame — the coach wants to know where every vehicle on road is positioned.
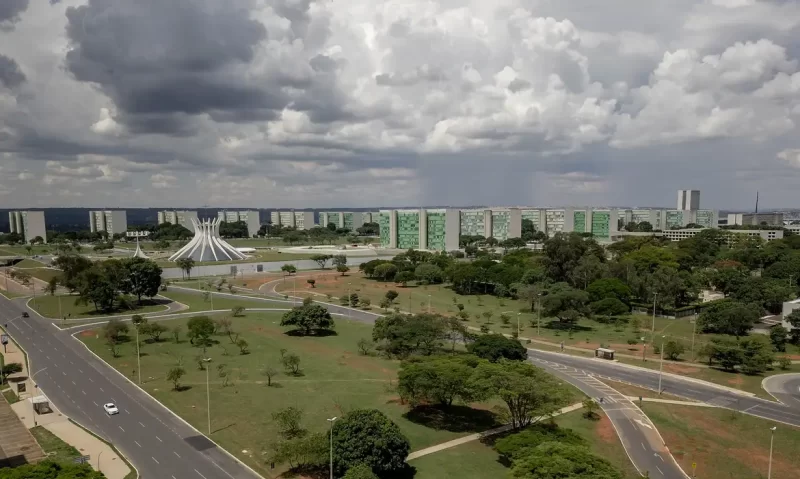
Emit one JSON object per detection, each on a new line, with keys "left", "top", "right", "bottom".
{"left": 22, "top": 312, "right": 29, "bottom": 318}
{"left": 103, "top": 403, "right": 119, "bottom": 415}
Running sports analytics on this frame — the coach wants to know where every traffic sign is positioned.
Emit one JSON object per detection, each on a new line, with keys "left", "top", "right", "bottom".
{"left": 692, "top": 462, "right": 697, "bottom": 469}
{"left": 73, "top": 455, "right": 91, "bottom": 464}
{"left": 1, "top": 334, "right": 7, "bottom": 345}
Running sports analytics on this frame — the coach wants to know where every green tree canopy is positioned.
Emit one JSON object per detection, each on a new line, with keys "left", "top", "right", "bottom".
{"left": 586, "top": 278, "right": 632, "bottom": 304}
{"left": 330, "top": 409, "right": 410, "bottom": 476}
{"left": 509, "top": 442, "right": 623, "bottom": 479}
{"left": 280, "top": 303, "right": 335, "bottom": 335}
{"left": 397, "top": 355, "right": 479, "bottom": 406}
{"left": 467, "top": 334, "right": 527, "bottom": 362}
{"left": 0, "top": 460, "right": 106, "bottom": 478}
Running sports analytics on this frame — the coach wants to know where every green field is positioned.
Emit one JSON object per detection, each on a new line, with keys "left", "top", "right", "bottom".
{"left": 29, "top": 294, "right": 171, "bottom": 319}
{"left": 30, "top": 426, "right": 82, "bottom": 465}
{"left": 18, "top": 267, "right": 62, "bottom": 283}
{"left": 159, "top": 288, "right": 288, "bottom": 312}
{"left": 0, "top": 245, "right": 53, "bottom": 256}
{"left": 154, "top": 250, "right": 317, "bottom": 268}
{"left": 13, "top": 258, "right": 48, "bottom": 268}
{"left": 643, "top": 403, "right": 800, "bottom": 479}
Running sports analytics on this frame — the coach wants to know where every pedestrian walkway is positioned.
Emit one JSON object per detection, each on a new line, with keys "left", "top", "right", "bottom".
{"left": 0, "top": 392, "right": 44, "bottom": 467}
{"left": 406, "top": 402, "right": 584, "bottom": 461}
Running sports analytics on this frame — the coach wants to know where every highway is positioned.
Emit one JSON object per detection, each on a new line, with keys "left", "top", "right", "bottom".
{"left": 0, "top": 294, "right": 261, "bottom": 479}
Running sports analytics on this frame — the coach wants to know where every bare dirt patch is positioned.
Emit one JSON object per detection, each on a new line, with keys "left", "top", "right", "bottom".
{"left": 595, "top": 415, "right": 616, "bottom": 444}
{"left": 79, "top": 330, "right": 97, "bottom": 338}
{"left": 663, "top": 363, "right": 703, "bottom": 375}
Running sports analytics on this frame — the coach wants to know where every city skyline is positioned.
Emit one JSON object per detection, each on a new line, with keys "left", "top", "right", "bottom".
{"left": 1, "top": 1, "right": 799, "bottom": 210}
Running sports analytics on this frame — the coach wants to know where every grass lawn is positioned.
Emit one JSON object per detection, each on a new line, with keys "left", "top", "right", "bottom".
{"left": 0, "top": 289, "right": 28, "bottom": 299}
{"left": 159, "top": 289, "right": 288, "bottom": 312}
{"left": 19, "top": 267, "right": 62, "bottom": 283}
{"left": 30, "top": 426, "right": 81, "bottom": 464}
{"left": 29, "top": 295, "right": 171, "bottom": 319}
{"left": 0, "top": 245, "right": 53, "bottom": 256}
{"left": 13, "top": 258, "right": 48, "bottom": 268}
{"left": 2, "top": 388, "right": 19, "bottom": 404}
{"left": 643, "top": 403, "right": 800, "bottom": 479}
{"left": 154, "top": 251, "right": 318, "bottom": 268}
{"left": 78, "top": 311, "right": 530, "bottom": 478}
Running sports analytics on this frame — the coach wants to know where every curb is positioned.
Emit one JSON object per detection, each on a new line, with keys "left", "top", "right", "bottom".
{"left": 70, "top": 331, "right": 265, "bottom": 479}
{"left": 760, "top": 373, "right": 800, "bottom": 406}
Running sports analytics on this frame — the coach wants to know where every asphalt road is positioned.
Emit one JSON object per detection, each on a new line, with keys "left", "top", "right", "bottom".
{"left": 762, "top": 373, "right": 800, "bottom": 410}
{"left": 0, "top": 295, "right": 261, "bottom": 479}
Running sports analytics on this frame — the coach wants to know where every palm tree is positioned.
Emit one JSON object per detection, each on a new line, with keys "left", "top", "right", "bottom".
{"left": 176, "top": 258, "right": 195, "bottom": 280}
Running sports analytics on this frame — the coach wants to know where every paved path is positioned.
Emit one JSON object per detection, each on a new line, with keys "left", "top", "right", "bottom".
{"left": 406, "top": 403, "right": 584, "bottom": 461}
{"left": 0, "top": 393, "right": 44, "bottom": 467}
{"left": 762, "top": 373, "right": 800, "bottom": 409}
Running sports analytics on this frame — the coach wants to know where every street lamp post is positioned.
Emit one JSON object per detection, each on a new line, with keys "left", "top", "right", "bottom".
{"left": 658, "top": 336, "right": 665, "bottom": 394}
{"left": 29, "top": 367, "right": 47, "bottom": 427}
{"left": 651, "top": 292, "right": 658, "bottom": 342}
{"left": 347, "top": 283, "right": 352, "bottom": 319}
{"left": 203, "top": 358, "right": 212, "bottom": 435}
{"left": 327, "top": 417, "right": 338, "bottom": 479}
{"left": 517, "top": 313, "right": 521, "bottom": 338}
{"left": 768, "top": 426, "right": 777, "bottom": 479}
{"left": 293, "top": 274, "right": 297, "bottom": 306}
{"left": 427, "top": 294, "right": 431, "bottom": 314}
{"left": 537, "top": 294, "right": 542, "bottom": 336}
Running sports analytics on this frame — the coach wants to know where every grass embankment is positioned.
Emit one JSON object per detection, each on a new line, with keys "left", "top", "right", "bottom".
{"left": 29, "top": 295, "right": 171, "bottom": 319}
{"left": 411, "top": 410, "right": 639, "bottom": 479}
{"left": 0, "top": 245, "right": 52, "bottom": 256}
{"left": 155, "top": 251, "right": 318, "bottom": 268}
{"left": 30, "top": 426, "right": 82, "bottom": 464}
{"left": 78, "top": 310, "right": 580, "bottom": 478}
{"left": 644, "top": 403, "right": 800, "bottom": 479}
{"left": 158, "top": 289, "right": 288, "bottom": 312}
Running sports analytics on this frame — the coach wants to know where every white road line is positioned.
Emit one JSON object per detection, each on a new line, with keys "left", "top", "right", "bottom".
{"left": 195, "top": 469, "right": 208, "bottom": 479}
{"left": 119, "top": 426, "right": 125, "bottom": 432}
{"left": 62, "top": 372, "right": 66, "bottom": 376}
{"left": 134, "top": 441, "right": 141, "bottom": 447}
{"left": 71, "top": 381, "right": 76, "bottom": 385}
{"left": 744, "top": 405, "right": 759, "bottom": 413}
{"left": 81, "top": 390, "right": 86, "bottom": 395}
{"left": 658, "top": 454, "right": 664, "bottom": 462}
{"left": 93, "top": 401, "right": 98, "bottom": 406}
{"left": 656, "top": 465, "right": 664, "bottom": 475}
{"left": 88, "top": 378, "right": 93, "bottom": 382}
{"left": 78, "top": 369, "right": 83, "bottom": 373}
{"left": 99, "top": 387, "right": 104, "bottom": 392}
{"left": 45, "top": 355, "right": 50, "bottom": 360}
{"left": 156, "top": 436, "right": 162, "bottom": 442}
{"left": 173, "top": 451, "right": 181, "bottom": 458}
{"left": 139, "top": 422, "right": 145, "bottom": 428}
{"left": 641, "top": 442, "right": 647, "bottom": 451}
{"left": 125, "top": 410, "right": 130, "bottom": 414}
{"left": 152, "top": 457, "right": 159, "bottom": 464}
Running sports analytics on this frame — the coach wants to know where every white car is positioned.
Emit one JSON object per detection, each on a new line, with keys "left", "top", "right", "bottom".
{"left": 103, "top": 403, "right": 119, "bottom": 415}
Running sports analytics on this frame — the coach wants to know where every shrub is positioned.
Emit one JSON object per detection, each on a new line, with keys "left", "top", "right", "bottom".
{"left": 494, "top": 423, "right": 586, "bottom": 461}
{"left": 467, "top": 334, "right": 527, "bottom": 362}
{"left": 331, "top": 409, "right": 410, "bottom": 476}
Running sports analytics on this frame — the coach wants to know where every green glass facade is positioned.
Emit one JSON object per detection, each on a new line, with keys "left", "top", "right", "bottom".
{"left": 591, "top": 211, "right": 611, "bottom": 239}
{"left": 379, "top": 212, "right": 391, "bottom": 247}
{"left": 460, "top": 210, "right": 485, "bottom": 236}
{"left": 665, "top": 211, "right": 684, "bottom": 229}
{"left": 491, "top": 211, "right": 510, "bottom": 240}
{"left": 574, "top": 211, "right": 586, "bottom": 233}
{"left": 695, "top": 210, "right": 715, "bottom": 228}
{"left": 397, "top": 212, "right": 420, "bottom": 249}
{"left": 427, "top": 212, "right": 447, "bottom": 251}
{"left": 343, "top": 212, "right": 354, "bottom": 231}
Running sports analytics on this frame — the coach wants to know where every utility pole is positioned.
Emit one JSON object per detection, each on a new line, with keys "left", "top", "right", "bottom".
{"left": 768, "top": 426, "right": 776, "bottom": 479}
{"left": 537, "top": 294, "right": 542, "bottom": 336}
{"left": 658, "top": 336, "right": 665, "bottom": 394}
{"left": 135, "top": 324, "right": 141, "bottom": 385}
{"left": 203, "top": 358, "right": 212, "bottom": 435}
{"left": 517, "top": 313, "right": 521, "bottom": 338}
{"left": 651, "top": 292, "right": 658, "bottom": 344}
{"left": 327, "top": 417, "right": 338, "bottom": 479}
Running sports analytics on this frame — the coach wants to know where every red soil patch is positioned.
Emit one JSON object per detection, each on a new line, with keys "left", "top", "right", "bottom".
{"left": 663, "top": 363, "right": 703, "bottom": 375}
{"left": 726, "top": 375, "right": 744, "bottom": 387}
{"left": 79, "top": 330, "right": 96, "bottom": 337}
{"left": 595, "top": 415, "right": 616, "bottom": 443}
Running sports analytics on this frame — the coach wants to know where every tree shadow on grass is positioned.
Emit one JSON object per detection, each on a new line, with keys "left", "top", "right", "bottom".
{"left": 543, "top": 320, "right": 593, "bottom": 333}
{"left": 174, "top": 385, "right": 193, "bottom": 392}
{"left": 403, "top": 405, "right": 501, "bottom": 433}
{"left": 284, "top": 329, "right": 338, "bottom": 337}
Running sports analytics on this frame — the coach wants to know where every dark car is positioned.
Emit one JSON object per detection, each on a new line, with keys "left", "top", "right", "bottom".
{"left": 21, "top": 312, "right": 29, "bottom": 318}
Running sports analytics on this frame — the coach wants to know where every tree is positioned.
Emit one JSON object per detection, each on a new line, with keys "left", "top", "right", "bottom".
{"left": 394, "top": 270, "right": 414, "bottom": 286}
{"left": 582, "top": 398, "right": 600, "bottom": 420}
{"left": 385, "top": 290, "right": 399, "bottom": 303}
{"left": 397, "top": 356, "right": 479, "bottom": 406}
{"left": 342, "top": 463, "right": 379, "bottom": 479}
{"left": 586, "top": 278, "right": 632, "bottom": 304}
{"left": 589, "top": 297, "right": 629, "bottom": 317}
{"left": 697, "top": 300, "right": 761, "bottom": 338}
{"left": 186, "top": 315, "right": 215, "bottom": 346}
{"left": 0, "top": 460, "right": 106, "bottom": 478}
{"left": 272, "top": 406, "right": 306, "bottom": 439}
{"left": 740, "top": 335, "right": 775, "bottom": 374}
{"left": 45, "top": 277, "right": 59, "bottom": 296}
{"left": 167, "top": 367, "right": 186, "bottom": 390}
{"left": 467, "top": 334, "right": 527, "bottom": 362}
{"left": 280, "top": 304, "right": 335, "bottom": 335}
{"left": 120, "top": 258, "right": 162, "bottom": 303}
{"left": 307, "top": 278, "right": 316, "bottom": 288}
{"left": 786, "top": 310, "right": 800, "bottom": 344}
{"left": 663, "top": 340, "right": 685, "bottom": 360}
{"left": 280, "top": 264, "right": 297, "bottom": 277}
{"left": 311, "top": 254, "right": 333, "bottom": 269}
{"left": 236, "top": 338, "right": 249, "bottom": 354}
{"left": 333, "top": 254, "right": 348, "bottom": 269}
{"left": 142, "top": 322, "right": 167, "bottom": 342}
{"left": 330, "top": 409, "right": 410, "bottom": 476}
{"left": 231, "top": 305, "right": 245, "bottom": 317}
{"left": 337, "top": 264, "right": 350, "bottom": 276}
{"left": 357, "top": 338, "right": 373, "bottom": 355}
{"left": 282, "top": 353, "right": 302, "bottom": 375}
{"left": 541, "top": 284, "right": 590, "bottom": 326}
{"left": 375, "top": 263, "right": 399, "bottom": 281}
{"left": 470, "top": 360, "right": 567, "bottom": 429}
{"left": 770, "top": 325, "right": 789, "bottom": 352}
{"left": 509, "top": 442, "right": 623, "bottom": 479}
{"left": 414, "top": 263, "right": 444, "bottom": 284}
{"left": 176, "top": 257, "right": 195, "bottom": 280}
{"left": 104, "top": 318, "right": 129, "bottom": 343}
{"left": 269, "top": 433, "right": 327, "bottom": 470}
{"left": 171, "top": 326, "right": 182, "bottom": 343}
{"left": 261, "top": 365, "right": 278, "bottom": 386}
{"left": 372, "top": 313, "right": 447, "bottom": 358}
{"left": 542, "top": 233, "right": 604, "bottom": 283}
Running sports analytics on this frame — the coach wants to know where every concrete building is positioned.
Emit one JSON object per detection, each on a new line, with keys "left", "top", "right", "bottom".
{"left": 727, "top": 213, "right": 784, "bottom": 227}
{"left": 319, "top": 212, "right": 365, "bottom": 231}
{"left": 217, "top": 210, "right": 260, "bottom": 237}
{"left": 656, "top": 228, "right": 783, "bottom": 243}
{"left": 458, "top": 208, "right": 522, "bottom": 241}
{"left": 379, "top": 209, "right": 460, "bottom": 251}
{"left": 677, "top": 189, "right": 701, "bottom": 211}
{"left": 786, "top": 224, "right": 800, "bottom": 234}
{"left": 781, "top": 299, "right": 800, "bottom": 331}
{"left": 8, "top": 211, "right": 47, "bottom": 244}
{"left": 362, "top": 212, "right": 380, "bottom": 224}
{"left": 157, "top": 210, "right": 198, "bottom": 233}
{"left": 269, "top": 211, "right": 314, "bottom": 230}
{"left": 89, "top": 210, "right": 127, "bottom": 236}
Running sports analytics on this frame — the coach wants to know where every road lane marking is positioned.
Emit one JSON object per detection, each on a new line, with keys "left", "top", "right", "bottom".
{"left": 99, "top": 387, "right": 104, "bottom": 392}
{"left": 45, "top": 355, "right": 50, "bottom": 360}
{"left": 88, "top": 378, "right": 93, "bottom": 382}
{"left": 81, "top": 390, "right": 86, "bottom": 395}
{"left": 78, "top": 369, "right": 83, "bottom": 373}
{"left": 152, "top": 457, "right": 159, "bottom": 464}
{"left": 156, "top": 436, "right": 162, "bottom": 442}
{"left": 93, "top": 401, "right": 98, "bottom": 406}
{"left": 119, "top": 426, "right": 125, "bottom": 432}
{"left": 62, "top": 372, "right": 66, "bottom": 376}
{"left": 195, "top": 470, "right": 207, "bottom": 479}
{"left": 173, "top": 451, "right": 181, "bottom": 458}
{"left": 656, "top": 465, "right": 663, "bottom": 475}
{"left": 641, "top": 442, "right": 647, "bottom": 450}
{"left": 134, "top": 441, "right": 141, "bottom": 447}
{"left": 72, "top": 381, "right": 76, "bottom": 385}
{"left": 139, "top": 422, "right": 145, "bottom": 428}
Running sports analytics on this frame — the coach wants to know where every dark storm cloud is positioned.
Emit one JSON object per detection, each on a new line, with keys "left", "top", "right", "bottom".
{"left": 0, "top": 54, "right": 26, "bottom": 88}
{"left": 0, "top": 0, "right": 28, "bottom": 30}
{"left": 63, "top": 0, "right": 277, "bottom": 133}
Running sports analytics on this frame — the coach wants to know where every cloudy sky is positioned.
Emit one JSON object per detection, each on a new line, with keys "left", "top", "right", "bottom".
{"left": 1, "top": 0, "right": 799, "bottom": 210}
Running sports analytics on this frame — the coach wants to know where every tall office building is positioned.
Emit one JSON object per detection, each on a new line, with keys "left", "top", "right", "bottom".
{"left": 89, "top": 210, "right": 128, "bottom": 236}
{"left": 379, "top": 209, "right": 461, "bottom": 251}
{"left": 217, "top": 210, "right": 260, "bottom": 237}
{"left": 677, "top": 190, "right": 701, "bottom": 211}
{"left": 320, "top": 212, "right": 365, "bottom": 231}
{"left": 157, "top": 210, "right": 199, "bottom": 233}
{"left": 269, "top": 211, "right": 314, "bottom": 230}
{"left": 8, "top": 211, "right": 47, "bottom": 243}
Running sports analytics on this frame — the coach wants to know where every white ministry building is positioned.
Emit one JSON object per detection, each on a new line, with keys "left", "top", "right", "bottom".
{"left": 89, "top": 210, "right": 128, "bottom": 235}
{"left": 8, "top": 211, "right": 47, "bottom": 243}
{"left": 157, "top": 210, "right": 199, "bottom": 233}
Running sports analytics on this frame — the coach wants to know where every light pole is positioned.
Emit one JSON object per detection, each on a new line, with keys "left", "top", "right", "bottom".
{"left": 768, "top": 426, "right": 777, "bottom": 479}
{"left": 293, "top": 274, "right": 297, "bottom": 306}
{"left": 427, "top": 294, "right": 431, "bottom": 313}
{"left": 517, "top": 313, "right": 521, "bottom": 338}
{"left": 347, "top": 283, "right": 352, "bottom": 319}
{"left": 690, "top": 318, "right": 697, "bottom": 361}
{"left": 658, "top": 335, "right": 665, "bottom": 394}
{"left": 537, "top": 294, "right": 542, "bottom": 336}
{"left": 327, "top": 417, "right": 338, "bottom": 479}
{"left": 203, "top": 358, "right": 212, "bottom": 435}
{"left": 651, "top": 292, "right": 658, "bottom": 343}
{"left": 97, "top": 450, "right": 103, "bottom": 472}
{"left": 132, "top": 316, "right": 144, "bottom": 385}
{"left": 29, "top": 367, "right": 47, "bottom": 427}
